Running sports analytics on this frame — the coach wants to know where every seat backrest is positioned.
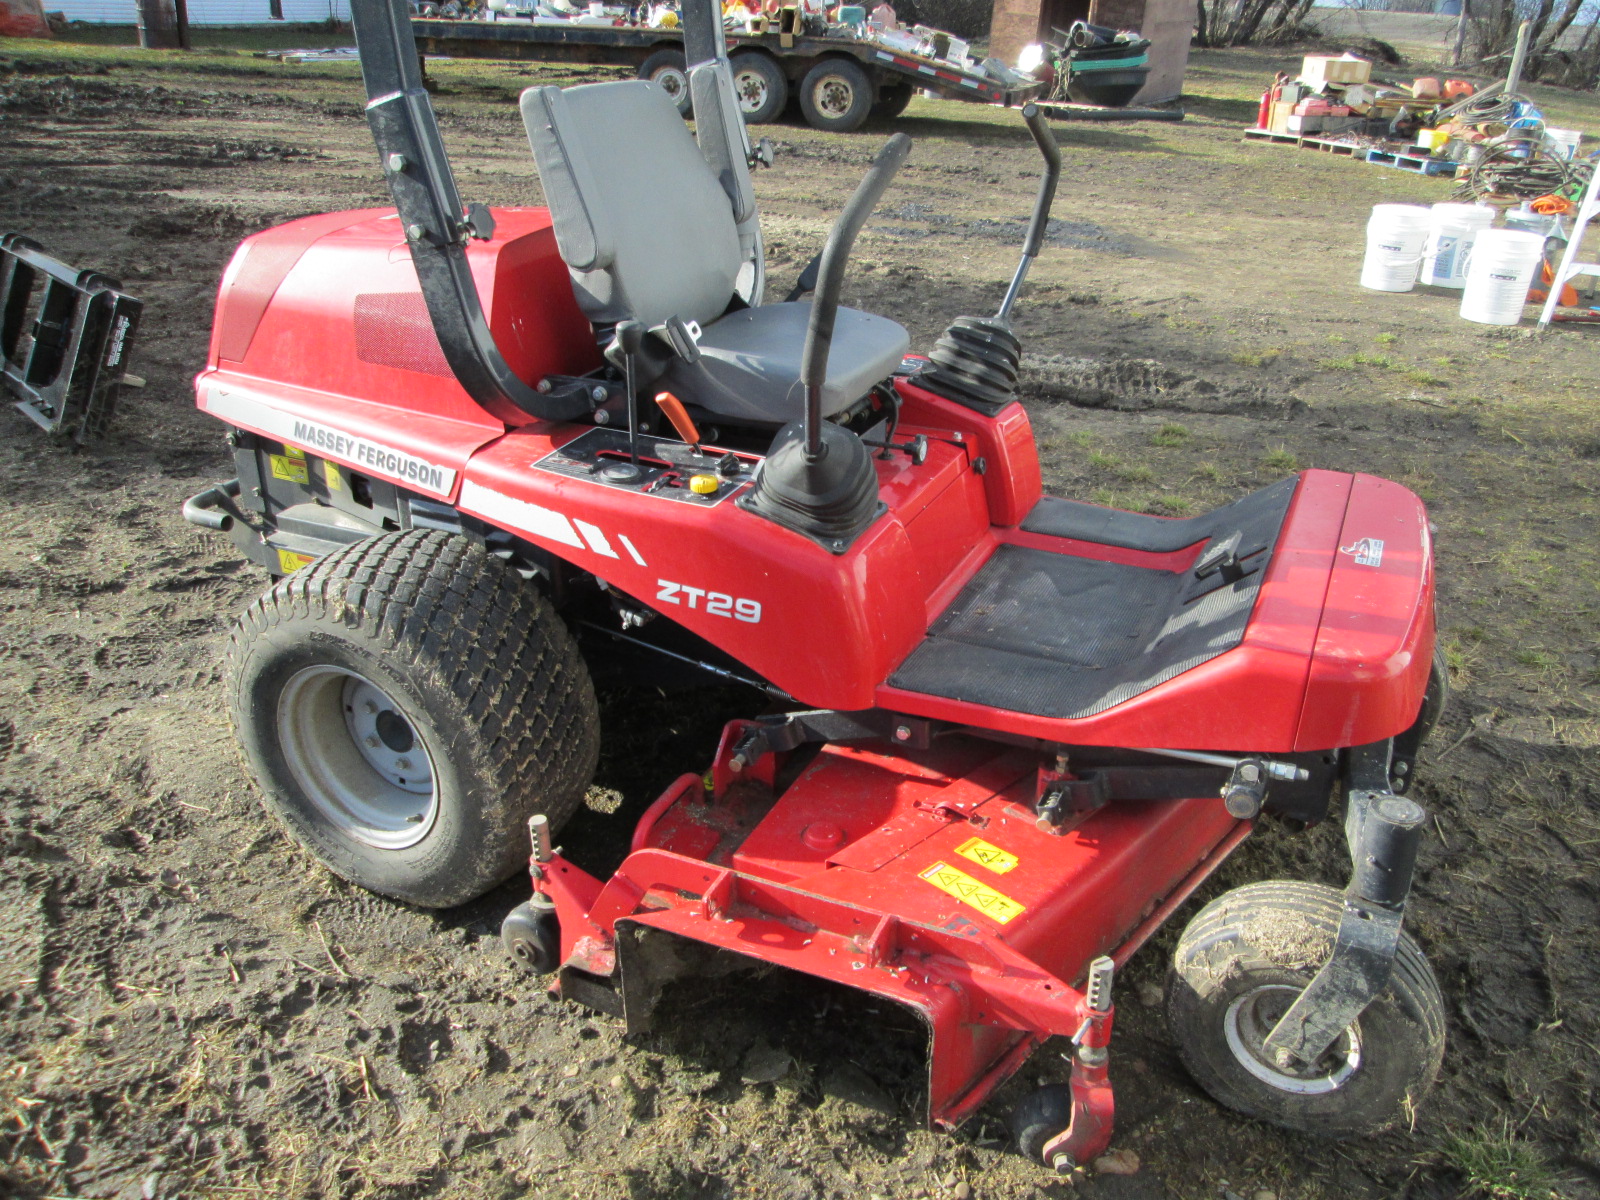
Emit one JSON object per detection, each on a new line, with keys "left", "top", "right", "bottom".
{"left": 520, "top": 80, "right": 742, "bottom": 329}
{"left": 688, "top": 61, "right": 756, "bottom": 226}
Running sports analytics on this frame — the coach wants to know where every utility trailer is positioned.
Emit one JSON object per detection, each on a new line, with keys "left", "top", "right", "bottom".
{"left": 410, "top": 15, "right": 1042, "bottom": 131}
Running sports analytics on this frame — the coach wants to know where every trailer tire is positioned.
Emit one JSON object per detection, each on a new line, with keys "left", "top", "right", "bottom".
{"left": 730, "top": 51, "right": 787, "bottom": 124}
{"left": 640, "top": 48, "right": 692, "bottom": 117}
{"left": 799, "top": 58, "right": 874, "bottom": 132}
{"left": 1166, "top": 880, "right": 1444, "bottom": 1138}
{"left": 871, "top": 80, "right": 914, "bottom": 120}
{"left": 228, "top": 529, "right": 600, "bottom": 909}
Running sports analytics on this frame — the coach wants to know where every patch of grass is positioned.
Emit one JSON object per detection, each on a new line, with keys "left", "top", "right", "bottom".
{"left": 1066, "top": 430, "right": 1096, "bottom": 448}
{"left": 1117, "top": 462, "right": 1157, "bottom": 485}
{"left": 1088, "top": 450, "right": 1122, "bottom": 471}
{"left": 1192, "top": 462, "right": 1224, "bottom": 482}
{"left": 1231, "top": 348, "right": 1282, "bottom": 368}
{"left": 1403, "top": 369, "right": 1450, "bottom": 387}
{"left": 1375, "top": 332, "right": 1399, "bottom": 345}
{"left": 1513, "top": 648, "right": 1562, "bottom": 674}
{"left": 1152, "top": 423, "right": 1190, "bottom": 448}
{"left": 1320, "top": 351, "right": 1399, "bottom": 371}
{"left": 1439, "top": 1121, "right": 1567, "bottom": 1200}
{"left": 1261, "top": 445, "right": 1300, "bottom": 473}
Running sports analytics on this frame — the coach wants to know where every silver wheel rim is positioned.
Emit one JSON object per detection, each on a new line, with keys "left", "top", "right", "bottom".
{"left": 1223, "top": 984, "right": 1362, "bottom": 1095}
{"left": 277, "top": 665, "right": 439, "bottom": 850}
{"left": 812, "top": 74, "right": 855, "bottom": 119}
{"left": 653, "top": 66, "right": 687, "bottom": 103}
{"left": 734, "top": 68, "right": 770, "bottom": 115}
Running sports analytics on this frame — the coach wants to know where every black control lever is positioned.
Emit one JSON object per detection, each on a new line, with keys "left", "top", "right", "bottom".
{"left": 602, "top": 320, "right": 647, "bottom": 483}
{"left": 996, "top": 102, "right": 1062, "bottom": 323}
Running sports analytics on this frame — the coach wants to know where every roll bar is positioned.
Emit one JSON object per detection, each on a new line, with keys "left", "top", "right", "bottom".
{"left": 348, "top": 0, "right": 588, "bottom": 422}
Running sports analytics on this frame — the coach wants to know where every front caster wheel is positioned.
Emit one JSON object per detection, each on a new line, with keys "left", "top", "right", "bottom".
{"left": 502, "top": 898, "right": 560, "bottom": 974}
{"left": 1166, "top": 880, "right": 1445, "bottom": 1137}
{"left": 1010, "top": 1083, "right": 1075, "bottom": 1165}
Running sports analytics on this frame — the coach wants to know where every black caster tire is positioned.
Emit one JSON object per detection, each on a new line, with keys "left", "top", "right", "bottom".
{"left": 228, "top": 530, "right": 599, "bottom": 909}
{"left": 639, "top": 48, "right": 692, "bottom": 117}
{"left": 798, "top": 58, "right": 874, "bottom": 133}
{"left": 730, "top": 51, "right": 788, "bottom": 124}
{"left": 502, "top": 899, "right": 560, "bottom": 974}
{"left": 1166, "top": 880, "right": 1445, "bottom": 1137}
{"left": 1011, "top": 1083, "right": 1075, "bottom": 1165}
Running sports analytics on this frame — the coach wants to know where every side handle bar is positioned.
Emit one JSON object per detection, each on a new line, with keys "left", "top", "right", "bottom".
{"left": 798, "top": 133, "right": 912, "bottom": 459}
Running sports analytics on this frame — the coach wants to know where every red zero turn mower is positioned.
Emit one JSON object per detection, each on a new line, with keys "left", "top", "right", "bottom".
{"left": 184, "top": 0, "right": 1448, "bottom": 1171}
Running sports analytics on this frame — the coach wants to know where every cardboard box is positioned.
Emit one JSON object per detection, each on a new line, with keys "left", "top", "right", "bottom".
{"left": 1302, "top": 54, "right": 1372, "bottom": 88}
{"left": 1286, "top": 115, "right": 1324, "bottom": 134}
{"left": 1270, "top": 100, "right": 1296, "bottom": 133}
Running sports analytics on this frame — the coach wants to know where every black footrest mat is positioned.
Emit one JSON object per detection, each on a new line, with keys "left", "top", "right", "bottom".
{"left": 889, "top": 478, "right": 1298, "bottom": 719}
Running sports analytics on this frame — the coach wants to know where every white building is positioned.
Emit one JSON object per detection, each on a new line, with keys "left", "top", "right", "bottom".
{"left": 48, "top": 0, "right": 350, "bottom": 23}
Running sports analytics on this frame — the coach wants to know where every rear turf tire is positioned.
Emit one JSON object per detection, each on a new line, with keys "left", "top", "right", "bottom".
{"left": 228, "top": 530, "right": 599, "bottom": 908}
{"left": 1165, "top": 880, "right": 1444, "bottom": 1137}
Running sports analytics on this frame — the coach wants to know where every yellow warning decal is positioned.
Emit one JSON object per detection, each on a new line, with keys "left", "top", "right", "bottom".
{"left": 324, "top": 460, "right": 343, "bottom": 491}
{"left": 276, "top": 548, "right": 316, "bottom": 574}
{"left": 269, "top": 453, "right": 309, "bottom": 485}
{"left": 918, "top": 861, "right": 1025, "bottom": 925}
{"left": 954, "top": 835, "right": 1018, "bottom": 875}
{"left": 281, "top": 444, "right": 306, "bottom": 460}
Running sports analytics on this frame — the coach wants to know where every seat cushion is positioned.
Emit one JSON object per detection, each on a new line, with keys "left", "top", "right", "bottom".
{"left": 662, "top": 301, "right": 910, "bottom": 424}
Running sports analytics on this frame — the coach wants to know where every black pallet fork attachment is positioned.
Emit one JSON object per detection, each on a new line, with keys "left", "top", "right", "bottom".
{"left": 1, "top": 233, "right": 143, "bottom": 445}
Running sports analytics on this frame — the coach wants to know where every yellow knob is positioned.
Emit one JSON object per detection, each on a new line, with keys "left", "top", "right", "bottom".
{"left": 689, "top": 474, "right": 719, "bottom": 495}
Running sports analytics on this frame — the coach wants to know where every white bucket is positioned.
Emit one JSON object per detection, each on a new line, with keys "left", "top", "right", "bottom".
{"left": 1459, "top": 229, "right": 1546, "bottom": 325}
{"left": 1545, "top": 127, "right": 1583, "bottom": 159}
{"left": 1420, "top": 202, "right": 1494, "bottom": 289}
{"left": 1360, "top": 204, "right": 1432, "bottom": 292}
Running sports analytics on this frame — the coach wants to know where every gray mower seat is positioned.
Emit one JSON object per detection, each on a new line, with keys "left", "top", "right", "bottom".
{"left": 520, "top": 78, "right": 908, "bottom": 426}
{"left": 663, "top": 302, "right": 909, "bottom": 424}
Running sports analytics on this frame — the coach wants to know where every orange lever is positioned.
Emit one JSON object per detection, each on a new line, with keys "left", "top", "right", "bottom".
{"left": 654, "top": 391, "right": 701, "bottom": 448}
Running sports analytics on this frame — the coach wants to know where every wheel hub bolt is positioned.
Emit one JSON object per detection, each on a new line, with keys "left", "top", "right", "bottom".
{"left": 1274, "top": 1047, "right": 1298, "bottom": 1070}
{"left": 365, "top": 735, "right": 380, "bottom": 749}
{"left": 397, "top": 757, "right": 412, "bottom": 770}
{"left": 364, "top": 700, "right": 378, "bottom": 715}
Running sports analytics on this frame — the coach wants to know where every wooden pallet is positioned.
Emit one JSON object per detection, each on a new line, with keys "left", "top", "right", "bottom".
{"left": 1243, "top": 128, "right": 1303, "bottom": 146}
{"left": 1299, "top": 136, "right": 1361, "bottom": 156}
{"left": 1242, "top": 130, "right": 1363, "bottom": 154}
{"left": 1365, "top": 148, "right": 1459, "bottom": 177}
{"left": 1244, "top": 127, "right": 1460, "bottom": 178}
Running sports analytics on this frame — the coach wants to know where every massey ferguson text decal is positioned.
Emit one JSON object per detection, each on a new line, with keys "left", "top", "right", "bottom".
{"left": 290, "top": 420, "right": 449, "bottom": 494}
{"left": 202, "top": 384, "right": 456, "bottom": 498}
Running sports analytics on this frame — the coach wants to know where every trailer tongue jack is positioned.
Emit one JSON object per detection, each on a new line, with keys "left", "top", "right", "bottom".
{"left": 188, "top": 0, "right": 1448, "bottom": 1169}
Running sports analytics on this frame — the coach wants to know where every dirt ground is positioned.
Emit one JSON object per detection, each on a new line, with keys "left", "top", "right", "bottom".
{"left": 1, "top": 31, "right": 1598, "bottom": 1200}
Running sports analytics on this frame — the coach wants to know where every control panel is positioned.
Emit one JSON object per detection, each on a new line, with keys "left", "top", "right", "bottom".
{"left": 531, "top": 427, "right": 756, "bottom": 508}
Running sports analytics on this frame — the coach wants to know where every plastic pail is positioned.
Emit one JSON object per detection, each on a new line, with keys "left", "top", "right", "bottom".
{"left": 1420, "top": 202, "right": 1494, "bottom": 289}
{"left": 1459, "top": 229, "right": 1546, "bottom": 325}
{"left": 1545, "top": 127, "right": 1582, "bottom": 159}
{"left": 1360, "top": 204, "right": 1432, "bottom": 292}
